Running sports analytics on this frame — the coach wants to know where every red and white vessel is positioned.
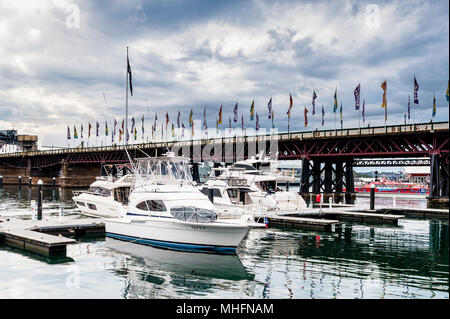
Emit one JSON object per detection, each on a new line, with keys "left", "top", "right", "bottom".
{"left": 354, "top": 178, "right": 429, "bottom": 196}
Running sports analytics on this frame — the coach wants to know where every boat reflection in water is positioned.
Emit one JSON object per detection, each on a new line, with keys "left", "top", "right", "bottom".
{"left": 104, "top": 237, "right": 254, "bottom": 298}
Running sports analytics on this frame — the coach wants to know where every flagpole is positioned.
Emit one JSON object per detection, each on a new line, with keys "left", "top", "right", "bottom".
{"left": 125, "top": 46, "right": 129, "bottom": 146}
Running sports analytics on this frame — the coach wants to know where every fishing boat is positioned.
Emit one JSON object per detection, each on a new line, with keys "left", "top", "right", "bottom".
{"left": 72, "top": 171, "right": 132, "bottom": 218}
{"left": 104, "top": 152, "right": 252, "bottom": 254}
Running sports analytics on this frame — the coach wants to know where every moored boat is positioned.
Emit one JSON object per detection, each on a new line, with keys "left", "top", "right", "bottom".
{"left": 104, "top": 152, "right": 252, "bottom": 254}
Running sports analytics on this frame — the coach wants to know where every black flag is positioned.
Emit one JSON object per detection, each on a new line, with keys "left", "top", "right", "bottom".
{"left": 127, "top": 54, "right": 133, "bottom": 96}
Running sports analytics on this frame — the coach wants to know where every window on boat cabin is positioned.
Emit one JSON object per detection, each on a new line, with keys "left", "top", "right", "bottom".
{"left": 76, "top": 201, "right": 86, "bottom": 206}
{"left": 227, "top": 188, "right": 238, "bottom": 199}
{"left": 114, "top": 187, "right": 130, "bottom": 204}
{"left": 88, "top": 187, "right": 111, "bottom": 197}
{"left": 257, "top": 181, "right": 276, "bottom": 192}
{"left": 136, "top": 200, "right": 167, "bottom": 211}
{"left": 200, "top": 188, "right": 222, "bottom": 197}
{"left": 87, "top": 203, "right": 97, "bottom": 210}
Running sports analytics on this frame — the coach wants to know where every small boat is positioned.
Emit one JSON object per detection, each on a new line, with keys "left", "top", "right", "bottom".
{"left": 104, "top": 152, "right": 252, "bottom": 255}
{"left": 72, "top": 173, "right": 132, "bottom": 218}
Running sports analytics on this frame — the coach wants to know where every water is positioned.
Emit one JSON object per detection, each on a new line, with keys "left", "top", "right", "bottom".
{"left": 0, "top": 185, "right": 448, "bottom": 299}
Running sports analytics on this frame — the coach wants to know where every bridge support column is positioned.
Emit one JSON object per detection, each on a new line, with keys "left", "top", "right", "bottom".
{"left": 430, "top": 153, "right": 440, "bottom": 198}
{"left": 300, "top": 157, "right": 310, "bottom": 194}
{"left": 213, "top": 162, "right": 221, "bottom": 177}
{"left": 335, "top": 161, "right": 343, "bottom": 193}
{"left": 440, "top": 159, "right": 449, "bottom": 197}
{"left": 345, "top": 161, "right": 354, "bottom": 193}
{"left": 324, "top": 161, "right": 332, "bottom": 193}
{"left": 312, "top": 160, "right": 321, "bottom": 194}
{"left": 26, "top": 158, "right": 32, "bottom": 178}
{"left": 192, "top": 162, "right": 200, "bottom": 183}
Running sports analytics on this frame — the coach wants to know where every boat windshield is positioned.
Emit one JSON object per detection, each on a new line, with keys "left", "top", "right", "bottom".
{"left": 170, "top": 206, "right": 217, "bottom": 223}
{"left": 134, "top": 155, "right": 193, "bottom": 183}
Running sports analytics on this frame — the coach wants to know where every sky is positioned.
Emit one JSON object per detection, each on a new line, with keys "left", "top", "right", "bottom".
{"left": 0, "top": 0, "right": 448, "bottom": 149}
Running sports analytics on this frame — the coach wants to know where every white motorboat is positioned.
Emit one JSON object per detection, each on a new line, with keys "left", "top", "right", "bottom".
{"left": 200, "top": 156, "right": 307, "bottom": 212}
{"left": 105, "top": 152, "right": 252, "bottom": 254}
{"left": 72, "top": 173, "right": 132, "bottom": 218}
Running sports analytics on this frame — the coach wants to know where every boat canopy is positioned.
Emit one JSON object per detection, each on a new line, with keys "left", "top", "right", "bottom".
{"left": 170, "top": 206, "right": 217, "bottom": 223}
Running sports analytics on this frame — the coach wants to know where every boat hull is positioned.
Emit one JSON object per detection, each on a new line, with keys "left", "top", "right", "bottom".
{"left": 105, "top": 217, "right": 250, "bottom": 254}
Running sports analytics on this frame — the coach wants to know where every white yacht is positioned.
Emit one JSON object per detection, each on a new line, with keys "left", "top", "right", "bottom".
{"left": 200, "top": 156, "right": 307, "bottom": 212}
{"left": 104, "top": 153, "right": 253, "bottom": 254}
{"left": 72, "top": 174, "right": 132, "bottom": 218}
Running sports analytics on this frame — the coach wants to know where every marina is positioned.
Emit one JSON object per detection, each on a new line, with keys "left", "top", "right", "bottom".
{"left": 0, "top": 0, "right": 448, "bottom": 303}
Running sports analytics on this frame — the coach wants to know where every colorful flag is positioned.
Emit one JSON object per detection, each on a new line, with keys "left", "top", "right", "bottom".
{"left": 134, "top": 127, "right": 137, "bottom": 140}
{"left": 88, "top": 123, "right": 92, "bottom": 138}
{"left": 432, "top": 93, "right": 436, "bottom": 118}
{"left": 182, "top": 123, "right": 185, "bottom": 137}
{"left": 233, "top": 102, "right": 238, "bottom": 122}
{"left": 203, "top": 107, "right": 207, "bottom": 130}
{"left": 127, "top": 52, "right": 133, "bottom": 96}
{"left": 407, "top": 95, "right": 410, "bottom": 120}
{"left": 114, "top": 119, "right": 117, "bottom": 136}
{"left": 354, "top": 83, "right": 360, "bottom": 110}
{"left": 267, "top": 97, "right": 272, "bottom": 119}
{"left": 131, "top": 116, "right": 135, "bottom": 133}
{"left": 321, "top": 104, "right": 324, "bottom": 126}
{"left": 250, "top": 100, "right": 254, "bottom": 121}
{"left": 241, "top": 114, "right": 244, "bottom": 130}
{"left": 172, "top": 123, "right": 175, "bottom": 137}
{"left": 165, "top": 113, "right": 169, "bottom": 126}
{"left": 218, "top": 105, "right": 222, "bottom": 124}
{"left": 340, "top": 102, "right": 343, "bottom": 128}
{"left": 287, "top": 93, "right": 293, "bottom": 118}
{"left": 446, "top": 81, "right": 449, "bottom": 102}
{"left": 80, "top": 124, "right": 83, "bottom": 138}
{"left": 333, "top": 88, "right": 338, "bottom": 113}
{"left": 255, "top": 113, "right": 259, "bottom": 131}
{"left": 73, "top": 125, "right": 78, "bottom": 139}
{"left": 96, "top": 122, "right": 99, "bottom": 137}
{"left": 304, "top": 107, "right": 308, "bottom": 127}
{"left": 177, "top": 111, "right": 180, "bottom": 128}
{"left": 312, "top": 90, "right": 317, "bottom": 115}
{"left": 142, "top": 115, "right": 144, "bottom": 134}
{"left": 413, "top": 76, "right": 419, "bottom": 104}
{"left": 151, "top": 125, "right": 154, "bottom": 140}
{"left": 105, "top": 121, "right": 108, "bottom": 136}
{"left": 381, "top": 80, "right": 387, "bottom": 108}
{"left": 189, "top": 109, "right": 193, "bottom": 127}
{"left": 119, "top": 129, "right": 122, "bottom": 142}
{"left": 362, "top": 100, "right": 365, "bottom": 123}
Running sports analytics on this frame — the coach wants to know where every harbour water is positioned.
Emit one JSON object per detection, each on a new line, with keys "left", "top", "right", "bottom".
{"left": 0, "top": 185, "right": 448, "bottom": 299}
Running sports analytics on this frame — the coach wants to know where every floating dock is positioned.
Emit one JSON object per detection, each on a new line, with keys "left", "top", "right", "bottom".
{"left": 254, "top": 214, "right": 340, "bottom": 232}
{"left": 0, "top": 217, "right": 105, "bottom": 259}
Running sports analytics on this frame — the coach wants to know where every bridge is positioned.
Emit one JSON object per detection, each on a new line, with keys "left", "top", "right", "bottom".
{"left": 0, "top": 121, "right": 448, "bottom": 206}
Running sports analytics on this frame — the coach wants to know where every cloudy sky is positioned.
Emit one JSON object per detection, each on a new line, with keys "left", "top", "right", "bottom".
{"left": 0, "top": 0, "right": 448, "bottom": 148}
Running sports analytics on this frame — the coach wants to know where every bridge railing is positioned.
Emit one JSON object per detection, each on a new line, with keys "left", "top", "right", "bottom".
{"left": 0, "top": 121, "right": 448, "bottom": 158}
